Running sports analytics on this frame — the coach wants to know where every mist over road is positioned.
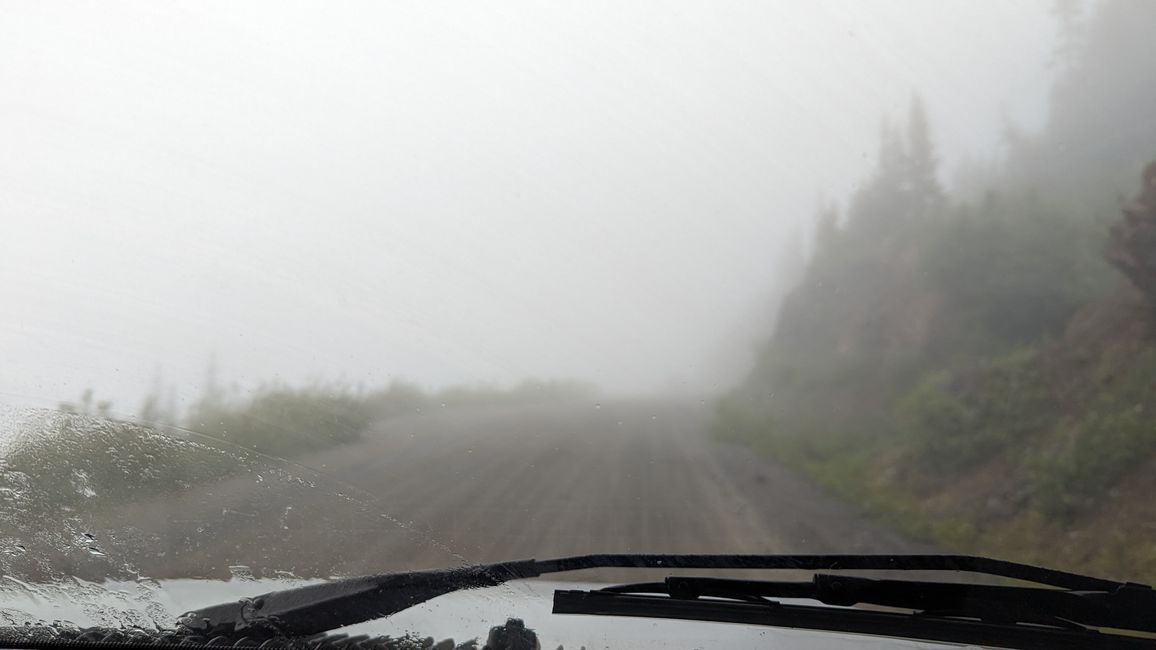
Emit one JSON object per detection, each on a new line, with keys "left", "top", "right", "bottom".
{"left": 103, "top": 399, "right": 931, "bottom": 580}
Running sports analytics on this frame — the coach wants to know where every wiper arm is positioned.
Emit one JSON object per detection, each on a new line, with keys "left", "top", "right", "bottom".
{"left": 553, "top": 588, "right": 1156, "bottom": 650}
{"left": 179, "top": 560, "right": 542, "bottom": 638}
{"left": 584, "top": 573, "right": 1156, "bottom": 632}
{"left": 178, "top": 554, "right": 1150, "bottom": 640}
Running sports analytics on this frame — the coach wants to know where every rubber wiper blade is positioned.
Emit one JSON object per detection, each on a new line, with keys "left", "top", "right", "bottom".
{"left": 178, "top": 554, "right": 1143, "bottom": 640}
{"left": 593, "top": 574, "right": 1156, "bottom": 633}
{"left": 553, "top": 589, "right": 1156, "bottom": 650}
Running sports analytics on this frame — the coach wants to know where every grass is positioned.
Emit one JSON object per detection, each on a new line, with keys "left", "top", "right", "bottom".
{"left": 1024, "top": 350, "right": 1156, "bottom": 518}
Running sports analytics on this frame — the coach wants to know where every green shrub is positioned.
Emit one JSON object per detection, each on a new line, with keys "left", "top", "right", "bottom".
{"left": 189, "top": 383, "right": 385, "bottom": 458}
{"left": 1028, "top": 350, "right": 1156, "bottom": 516}
{"left": 897, "top": 348, "right": 1052, "bottom": 472}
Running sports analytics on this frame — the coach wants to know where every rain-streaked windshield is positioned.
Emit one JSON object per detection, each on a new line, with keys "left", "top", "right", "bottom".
{"left": 4, "top": 1, "right": 1156, "bottom": 646}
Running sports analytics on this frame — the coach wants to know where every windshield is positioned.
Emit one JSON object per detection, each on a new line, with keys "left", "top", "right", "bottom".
{"left": 3, "top": 0, "right": 1156, "bottom": 646}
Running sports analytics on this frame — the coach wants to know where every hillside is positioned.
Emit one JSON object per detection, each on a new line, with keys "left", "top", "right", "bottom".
{"left": 718, "top": 167, "right": 1156, "bottom": 582}
{"left": 715, "top": 0, "right": 1156, "bottom": 582}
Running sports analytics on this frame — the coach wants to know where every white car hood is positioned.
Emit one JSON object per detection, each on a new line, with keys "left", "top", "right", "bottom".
{"left": 0, "top": 576, "right": 966, "bottom": 650}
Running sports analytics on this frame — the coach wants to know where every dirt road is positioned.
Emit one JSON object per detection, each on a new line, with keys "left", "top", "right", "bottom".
{"left": 97, "top": 399, "right": 932, "bottom": 580}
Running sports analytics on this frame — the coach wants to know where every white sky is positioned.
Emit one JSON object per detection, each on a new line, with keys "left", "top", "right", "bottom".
{"left": 0, "top": 1, "right": 1058, "bottom": 413}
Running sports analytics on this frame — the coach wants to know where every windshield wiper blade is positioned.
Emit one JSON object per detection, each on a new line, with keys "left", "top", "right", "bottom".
{"left": 178, "top": 554, "right": 1149, "bottom": 640}
{"left": 553, "top": 588, "right": 1156, "bottom": 650}
{"left": 586, "top": 574, "right": 1156, "bottom": 632}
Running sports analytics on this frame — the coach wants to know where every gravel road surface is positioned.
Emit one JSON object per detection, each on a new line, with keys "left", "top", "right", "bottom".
{"left": 96, "top": 398, "right": 932, "bottom": 580}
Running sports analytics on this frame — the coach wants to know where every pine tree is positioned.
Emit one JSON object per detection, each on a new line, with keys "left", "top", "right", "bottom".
{"left": 904, "top": 95, "right": 945, "bottom": 213}
{"left": 775, "top": 225, "right": 808, "bottom": 293}
{"left": 139, "top": 369, "right": 170, "bottom": 425}
{"left": 1050, "top": 0, "right": 1085, "bottom": 71}
{"left": 877, "top": 119, "right": 906, "bottom": 183}
{"left": 813, "top": 200, "right": 840, "bottom": 257}
{"left": 845, "top": 100, "right": 946, "bottom": 239}
{"left": 845, "top": 120, "right": 907, "bottom": 234}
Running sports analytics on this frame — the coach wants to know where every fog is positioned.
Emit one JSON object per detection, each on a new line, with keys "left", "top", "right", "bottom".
{"left": 0, "top": 1, "right": 1058, "bottom": 413}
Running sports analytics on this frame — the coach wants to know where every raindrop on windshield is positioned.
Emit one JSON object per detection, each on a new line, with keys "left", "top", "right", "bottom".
{"left": 227, "top": 565, "right": 256, "bottom": 581}
{"left": 280, "top": 506, "right": 296, "bottom": 531}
